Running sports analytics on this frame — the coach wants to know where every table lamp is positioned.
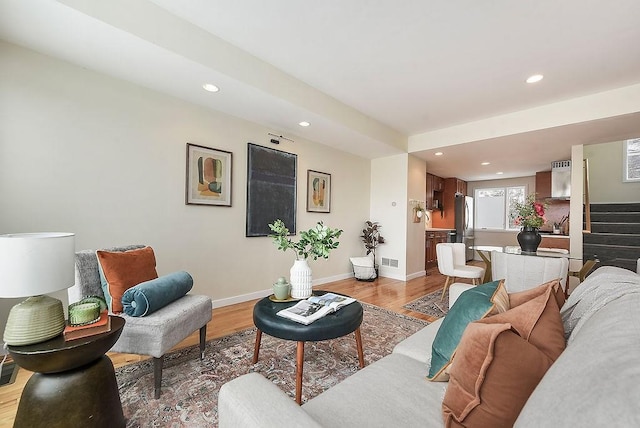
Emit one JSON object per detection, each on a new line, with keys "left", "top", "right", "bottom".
{"left": 0, "top": 232, "right": 75, "bottom": 346}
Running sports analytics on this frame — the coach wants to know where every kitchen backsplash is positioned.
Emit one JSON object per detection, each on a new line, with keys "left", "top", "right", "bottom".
{"left": 541, "top": 200, "right": 570, "bottom": 232}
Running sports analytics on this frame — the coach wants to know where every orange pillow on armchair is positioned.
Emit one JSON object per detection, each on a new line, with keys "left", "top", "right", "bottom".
{"left": 97, "top": 246, "right": 158, "bottom": 313}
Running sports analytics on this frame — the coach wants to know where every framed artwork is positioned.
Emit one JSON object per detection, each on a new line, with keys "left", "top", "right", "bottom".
{"left": 246, "top": 143, "right": 297, "bottom": 237}
{"left": 307, "top": 170, "right": 331, "bottom": 213}
{"left": 185, "top": 143, "right": 232, "bottom": 206}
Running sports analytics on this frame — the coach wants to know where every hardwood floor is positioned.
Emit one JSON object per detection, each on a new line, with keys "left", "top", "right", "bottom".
{"left": 0, "top": 265, "right": 475, "bottom": 426}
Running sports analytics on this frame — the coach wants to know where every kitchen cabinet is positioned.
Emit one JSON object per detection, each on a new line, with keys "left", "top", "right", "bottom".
{"left": 433, "top": 175, "right": 444, "bottom": 192}
{"left": 426, "top": 173, "right": 445, "bottom": 211}
{"left": 540, "top": 236, "right": 570, "bottom": 251}
{"left": 454, "top": 178, "right": 467, "bottom": 196}
{"left": 432, "top": 177, "right": 467, "bottom": 228}
{"left": 425, "top": 231, "right": 435, "bottom": 267}
{"left": 425, "top": 230, "right": 450, "bottom": 269}
{"left": 426, "top": 173, "right": 434, "bottom": 211}
{"left": 535, "top": 171, "right": 552, "bottom": 200}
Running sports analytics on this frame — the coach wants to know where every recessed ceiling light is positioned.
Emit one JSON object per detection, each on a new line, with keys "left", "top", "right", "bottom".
{"left": 481, "top": 162, "right": 490, "bottom": 166}
{"left": 202, "top": 83, "right": 220, "bottom": 92}
{"left": 496, "top": 171, "right": 504, "bottom": 175}
{"left": 298, "top": 121, "right": 310, "bottom": 127}
{"left": 526, "top": 74, "right": 544, "bottom": 84}
{"left": 435, "top": 152, "right": 443, "bottom": 156}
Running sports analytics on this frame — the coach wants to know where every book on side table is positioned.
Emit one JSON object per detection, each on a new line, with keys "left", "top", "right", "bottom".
{"left": 63, "top": 311, "right": 111, "bottom": 341}
{"left": 277, "top": 293, "right": 356, "bottom": 325}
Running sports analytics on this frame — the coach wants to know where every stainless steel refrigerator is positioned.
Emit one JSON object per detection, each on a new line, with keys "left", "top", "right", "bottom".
{"left": 455, "top": 195, "right": 475, "bottom": 261}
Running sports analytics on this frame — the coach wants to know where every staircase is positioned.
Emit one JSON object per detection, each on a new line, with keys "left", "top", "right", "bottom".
{"left": 583, "top": 203, "right": 640, "bottom": 272}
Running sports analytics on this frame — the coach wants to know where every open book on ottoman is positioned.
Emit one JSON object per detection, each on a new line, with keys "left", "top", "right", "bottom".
{"left": 277, "top": 293, "right": 356, "bottom": 325}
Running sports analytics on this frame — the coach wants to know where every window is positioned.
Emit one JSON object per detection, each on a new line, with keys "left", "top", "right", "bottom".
{"left": 624, "top": 138, "right": 640, "bottom": 182}
{"left": 475, "top": 186, "right": 525, "bottom": 230}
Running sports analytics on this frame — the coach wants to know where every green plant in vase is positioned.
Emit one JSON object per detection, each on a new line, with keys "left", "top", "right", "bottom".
{"left": 268, "top": 219, "right": 343, "bottom": 299}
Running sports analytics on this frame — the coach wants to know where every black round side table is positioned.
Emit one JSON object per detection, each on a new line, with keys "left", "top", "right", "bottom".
{"left": 8, "top": 316, "right": 126, "bottom": 428}
{"left": 252, "top": 291, "right": 364, "bottom": 404}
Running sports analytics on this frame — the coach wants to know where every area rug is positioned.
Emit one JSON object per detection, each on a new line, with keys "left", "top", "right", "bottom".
{"left": 403, "top": 288, "right": 450, "bottom": 318}
{"left": 115, "top": 303, "right": 428, "bottom": 427}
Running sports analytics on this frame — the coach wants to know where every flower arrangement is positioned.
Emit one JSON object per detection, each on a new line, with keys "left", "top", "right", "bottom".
{"left": 268, "top": 219, "right": 343, "bottom": 260}
{"left": 512, "top": 194, "right": 547, "bottom": 229}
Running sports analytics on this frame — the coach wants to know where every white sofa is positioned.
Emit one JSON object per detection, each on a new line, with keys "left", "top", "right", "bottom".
{"left": 219, "top": 266, "right": 640, "bottom": 427}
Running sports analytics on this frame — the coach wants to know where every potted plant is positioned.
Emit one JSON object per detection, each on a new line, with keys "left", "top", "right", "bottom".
{"left": 268, "top": 219, "right": 343, "bottom": 298}
{"left": 360, "top": 221, "right": 385, "bottom": 264}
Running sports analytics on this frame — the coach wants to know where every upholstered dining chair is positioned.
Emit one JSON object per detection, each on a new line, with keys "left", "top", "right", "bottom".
{"left": 449, "top": 250, "right": 570, "bottom": 309}
{"left": 435, "top": 243, "right": 485, "bottom": 300}
{"left": 69, "top": 245, "right": 212, "bottom": 398}
{"left": 490, "top": 250, "right": 569, "bottom": 293}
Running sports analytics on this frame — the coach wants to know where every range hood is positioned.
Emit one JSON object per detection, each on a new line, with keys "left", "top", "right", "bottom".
{"left": 551, "top": 160, "right": 571, "bottom": 199}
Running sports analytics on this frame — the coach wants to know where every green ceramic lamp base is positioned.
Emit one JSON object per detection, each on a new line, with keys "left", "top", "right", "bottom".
{"left": 3, "top": 295, "right": 66, "bottom": 346}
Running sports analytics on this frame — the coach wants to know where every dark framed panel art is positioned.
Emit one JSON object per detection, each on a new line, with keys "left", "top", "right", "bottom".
{"left": 307, "top": 170, "right": 331, "bottom": 213}
{"left": 246, "top": 143, "right": 297, "bottom": 237}
{"left": 185, "top": 143, "right": 232, "bottom": 206}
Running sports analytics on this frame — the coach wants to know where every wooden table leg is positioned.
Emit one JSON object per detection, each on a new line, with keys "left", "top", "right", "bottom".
{"left": 354, "top": 327, "right": 365, "bottom": 368}
{"left": 296, "top": 341, "right": 305, "bottom": 405}
{"left": 252, "top": 329, "right": 262, "bottom": 364}
{"left": 478, "top": 250, "right": 492, "bottom": 283}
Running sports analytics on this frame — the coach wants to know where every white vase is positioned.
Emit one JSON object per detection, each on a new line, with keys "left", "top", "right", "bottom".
{"left": 290, "top": 259, "right": 313, "bottom": 299}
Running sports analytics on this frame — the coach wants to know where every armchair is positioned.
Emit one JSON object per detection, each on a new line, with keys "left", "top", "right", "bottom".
{"left": 69, "top": 245, "right": 212, "bottom": 398}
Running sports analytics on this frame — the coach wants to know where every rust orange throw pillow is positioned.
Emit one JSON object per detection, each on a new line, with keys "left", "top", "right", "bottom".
{"left": 509, "top": 278, "right": 565, "bottom": 311}
{"left": 442, "top": 280, "right": 566, "bottom": 427}
{"left": 442, "top": 323, "right": 552, "bottom": 427}
{"left": 97, "top": 246, "right": 158, "bottom": 313}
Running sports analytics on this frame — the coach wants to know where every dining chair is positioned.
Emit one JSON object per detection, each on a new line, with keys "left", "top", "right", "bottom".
{"left": 435, "top": 243, "right": 485, "bottom": 300}
{"left": 567, "top": 258, "right": 599, "bottom": 297}
{"left": 490, "top": 251, "right": 569, "bottom": 293}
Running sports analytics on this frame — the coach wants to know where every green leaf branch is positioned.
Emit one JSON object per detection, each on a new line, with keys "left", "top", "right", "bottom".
{"left": 268, "top": 219, "right": 343, "bottom": 261}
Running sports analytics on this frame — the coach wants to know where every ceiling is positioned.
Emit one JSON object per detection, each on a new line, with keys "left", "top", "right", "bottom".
{"left": 2, "top": 0, "right": 640, "bottom": 181}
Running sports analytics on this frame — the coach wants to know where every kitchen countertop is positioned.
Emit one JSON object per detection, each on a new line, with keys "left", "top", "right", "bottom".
{"left": 539, "top": 232, "right": 570, "bottom": 238}
{"left": 425, "top": 228, "right": 455, "bottom": 232}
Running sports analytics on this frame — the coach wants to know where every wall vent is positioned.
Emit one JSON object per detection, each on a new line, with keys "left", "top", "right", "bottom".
{"left": 390, "top": 259, "right": 399, "bottom": 268}
{"left": 381, "top": 258, "right": 390, "bottom": 266}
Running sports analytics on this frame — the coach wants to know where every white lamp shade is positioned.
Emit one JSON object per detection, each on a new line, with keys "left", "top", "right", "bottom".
{"left": 0, "top": 232, "right": 75, "bottom": 298}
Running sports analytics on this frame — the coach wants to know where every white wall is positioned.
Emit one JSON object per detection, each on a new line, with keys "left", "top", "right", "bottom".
{"left": 0, "top": 42, "right": 371, "bottom": 311}
{"left": 406, "top": 155, "right": 426, "bottom": 278}
{"left": 370, "top": 154, "right": 408, "bottom": 280}
{"left": 584, "top": 140, "right": 640, "bottom": 203}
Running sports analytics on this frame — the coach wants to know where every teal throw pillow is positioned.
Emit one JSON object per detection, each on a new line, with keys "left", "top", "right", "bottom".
{"left": 427, "top": 279, "right": 508, "bottom": 381}
{"left": 121, "top": 271, "right": 193, "bottom": 316}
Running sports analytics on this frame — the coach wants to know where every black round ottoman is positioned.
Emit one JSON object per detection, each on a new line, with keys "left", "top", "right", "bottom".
{"left": 252, "top": 291, "right": 365, "bottom": 404}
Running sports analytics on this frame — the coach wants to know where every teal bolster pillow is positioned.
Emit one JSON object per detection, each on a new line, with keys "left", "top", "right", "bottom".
{"left": 121, "top": 271, "right": 193, "bottom": 316}
{"left": 427, "top": 280, "right": 509, "bottom": 381}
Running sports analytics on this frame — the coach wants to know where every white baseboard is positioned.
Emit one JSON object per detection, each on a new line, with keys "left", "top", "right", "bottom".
{"left": 379, "top": 271, "right": 406, "bottom": 281}
{"left": 406, "top": 270, "right": 426, "bottom": 281}
{"left": 212, "top": 289, "right": 272, "bottom": 309}
{"left": 211, "top": 272, "right": 355, "bottom": 309}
